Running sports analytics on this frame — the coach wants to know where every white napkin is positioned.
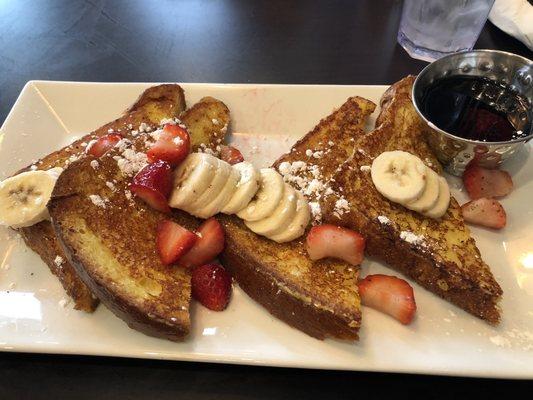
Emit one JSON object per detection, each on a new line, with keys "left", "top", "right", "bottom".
{"left": 489, "top": 0, "right": 533, "bottom": 51}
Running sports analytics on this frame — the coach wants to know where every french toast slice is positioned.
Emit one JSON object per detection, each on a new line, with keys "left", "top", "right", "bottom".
{"left": 49, "top": 97, "right": 230, "bottom": 340}
{"left": 19, "top": 84, "right": 187, "bottom": 312}
{"left": 219, "top": 96, "right": 376, "bottom": 340}
{"left": 322, "top": 77, "right": 503, "bottom": 324}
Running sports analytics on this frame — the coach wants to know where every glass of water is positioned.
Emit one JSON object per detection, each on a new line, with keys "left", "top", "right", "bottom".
{"left": 398, "top": 0, "right": 495, "bottom": 62}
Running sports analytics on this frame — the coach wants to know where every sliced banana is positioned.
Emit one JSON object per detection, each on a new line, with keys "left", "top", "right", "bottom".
{"left": 406, "top": 167, "right": 440, "bottom": 212}
{"left": 221, "top": 162, "right": 260, "bottom": 214}
{"left": 186, "top": 158, "right": 232, "bottom": 215}
{"left": 423, "top": 177, "right": 450, "bottom": 219}
{"left": 371, "top": 150, "right": 427, "bottom": 204}
{"left": 168, "top": 152, "right": 218, "bottom": 209}
{"left": 196, "top": 167, "right": 240, "bottom": 218}
{"left": 245, "top": 184, "right": 297, "bottom": 237}
{"left": 0, "top": 170, "right": 60, "bottom": 228}
{"left": 237, "top": 168, "right": 285, "bottom": 222}
{"left": 269, "top": 191, "right": 311, "bottom": 243}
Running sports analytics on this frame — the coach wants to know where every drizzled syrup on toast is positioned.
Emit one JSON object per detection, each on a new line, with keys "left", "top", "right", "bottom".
{"left": 420, "top": 76, "right": 531, "bottom": 142}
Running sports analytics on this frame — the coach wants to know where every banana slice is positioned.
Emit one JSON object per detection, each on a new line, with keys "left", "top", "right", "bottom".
{"left": 245, "top": 184, "right": 297, "bottom": 237}
{"left": 371, "top": 151, "right": 427, "bottom": 204}
{"left": 423, "top": 177, "right": 450, "bottom": 219}
{"left": 237, "top": 168, "right": 285, "bottom": 222}
{"left": 186, "top": 158, "right": 232, "bottom": 215}
{"left": 221, "top": 162, "right": 260, "bottom": 214}
{"left": 269, "top": 191, "right": 311, "bottom": 243}
{"left": 406, "top": 167, "right": 440, "bottom": 212}
{"left": 169, "top": 153, "right": 218, "bottom": 209}
{"left": 0, "top": 170, "right": 60, "bottom": 228}
{"left": 196, "top": 167, "right": 240, "bottom": 218}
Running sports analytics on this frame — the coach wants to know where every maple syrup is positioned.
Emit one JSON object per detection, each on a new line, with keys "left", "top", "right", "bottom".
{"left": 420, "top": 75, "right": 531, "bottom": 142}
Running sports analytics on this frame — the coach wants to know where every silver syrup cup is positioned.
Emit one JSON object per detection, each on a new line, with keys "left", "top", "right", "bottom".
{"left": 412, "top": 50, "right": 533, "bottom": 176}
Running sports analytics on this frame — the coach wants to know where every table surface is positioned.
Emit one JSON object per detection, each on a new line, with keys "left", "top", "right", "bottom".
{"left": 1, "top": 0, "right": 532, "bottom": 397}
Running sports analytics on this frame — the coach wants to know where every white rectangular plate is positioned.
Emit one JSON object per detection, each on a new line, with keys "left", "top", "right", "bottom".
{"left": 0, "top": 82, "right": 532, "bottom": 379}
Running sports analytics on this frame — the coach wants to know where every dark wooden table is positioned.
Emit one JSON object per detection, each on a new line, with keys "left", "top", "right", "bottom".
{"left": 1, "top": 1, "right": 532, "bottom": 398}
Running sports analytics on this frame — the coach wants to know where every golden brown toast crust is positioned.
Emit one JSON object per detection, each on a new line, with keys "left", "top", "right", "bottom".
{"left": 220, "top": 96, "right": 376, "bottom": 340}
{"left": 49, "top": 97, "right": 230, "bottom": 340}
{"left": 322, "top": 77, "right": 502, "bottom": 324}
{"left": 219, "top": 216, "right": 361, "bottom": 340}
{"left": 20, "top": 220, "right": 98, "bottom": 312}
{"left": 19, "top": 84, "right": 186, "bottom": 312}
{"left": 273, "top": 96, "right": 376, "bottom": 177}
{"left": 50, "top": 156, "right": 196, "bottom": 340}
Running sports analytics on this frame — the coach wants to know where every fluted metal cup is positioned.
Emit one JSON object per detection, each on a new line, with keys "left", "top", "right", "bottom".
{"left": 412, "top": 50, "right": 533, "bottom": 176}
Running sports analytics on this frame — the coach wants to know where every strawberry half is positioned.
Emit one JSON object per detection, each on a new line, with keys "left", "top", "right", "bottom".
{"left": 147, "top": 124, "right": 190, "bottom": 167}
{"left": 461, "top": 197, "right": 506, "bottom": 229}
{"left": 306, "top": 224, "right": 365, "bottom": 266}
{"left": 358, "top": 274, "right": 417, "bottom": 325}
{"left": 130, "top": 160, "right": 173, "bottom": 213}
{"left": 156, "top": 220, "right": 198, "bottom": 265}
{"left": 88, "top": 133, "right": 122, "bottom": 157}
{"left": 463, "top": 165, "right": 513, "bottom": 200}
{"left": 178, "top": 218, "right": 225, "bottom": 268}
{"left": 220, "top": 145, "right": 244, "bottom": 165}
{"left": 191, "top": 263, "right": 232, "bottom": 311}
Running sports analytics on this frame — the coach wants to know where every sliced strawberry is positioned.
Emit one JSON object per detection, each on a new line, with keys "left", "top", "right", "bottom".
{"left": 147, "top": 124, "right": 190, "bottom": 167}
{"left": 156, "top": 220, "right": 198, "bottom": 265}
{"left": 461, "top": 197, "right": 506, "bottom": 229}
{"left": 130, "top": 160, "right": 173, "bottom": 213}
{"left": 306, "top": 224, "right": 365, "bottom": 266}
{"left": 191, "top": 263, "right": 232, "bottom": 311}
{"left": 178, "top": 218, "right": 225, "bottom": 268}
{"left": 463, "top": 165, "right": 513, "bottom": 200}
{"left": 88, "top": 133, "right": 122, "bottom": 157}
{"left": 358, "top": 274, "right": 416, "bottom": 325}
{"left": 220, "top": 145, "right": 244, "bottom": 165}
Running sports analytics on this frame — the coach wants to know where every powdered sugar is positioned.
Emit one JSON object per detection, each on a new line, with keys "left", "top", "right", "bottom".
{"left": 85, "top": 139, "right": 98, "bottom": 153}
{"left": 377, "top": 215, "right": 391, "bottom": 225}
{"left": 333, "top": 197, "right": 350, "bottom": 218}
{"left": 400, "top": 231, "right": 425, "bottom": 246}
{"left": 198, "top": 143, "right": 216, "bottom": 156}
{"left": 308, "top": 201, "right": 322, "bottom": 223}
{"left": 277, "top": 160, "right": 342, "bottom": 224}
{"left": 88, "top": 194, "right": 108, "bottom": 208}
{"left": 138, "top": 122, "right": 152, "bottom": 133}
{"left": 53, "top": 256, "right": 64, "bottom": 267}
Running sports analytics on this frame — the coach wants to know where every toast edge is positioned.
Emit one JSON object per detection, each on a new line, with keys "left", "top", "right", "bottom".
{"left": 50, "top": 196, "right": 190, "bottom": 342}
{"left": 360, "top": 210, "right": 501, "bottom": 324}
{"left": 220, "top": 227, "right": 360, "bottom": 341}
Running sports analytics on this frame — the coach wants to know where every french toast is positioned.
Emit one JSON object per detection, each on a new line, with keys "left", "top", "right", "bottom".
{"left": 48, "top": 95, "right": 230, "bottom": 340}
{"left": 219, "top": 96, "right": 376, "bottom": 340}
{"left": 19, "top": 84, "right": 187, "bottom": 312}
{"left": 322, "top": 76, "right": 503, "bottom": 324}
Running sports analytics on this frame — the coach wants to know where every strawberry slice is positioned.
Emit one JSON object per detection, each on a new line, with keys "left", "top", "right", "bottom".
{"left": 461, "top": 197, "right": 506, "bottom": 229}
{"left": 130, "top": 160, "right": 173, "bottom": 213}
{"left": 463, "top": 165, "right": 513, "bottom": 200}
{"left": 306, "top": 224, "right": 365, "bottom": 266}
{"left": 88, "top": 133, "right": 122, "bottom": 157}
{"left": 191, "top": 263, "right": 232, "bottom": 311}
{"left": 220, "top": 145, "right": 244, "bottom": 165}
{"left": 358, "top": 274, "right": 417, "bottom": 325}
{"left": 178, "top": 218, "right": 225, "bottom": 268}
{"left": 147, "top": 124, "right": 190, "bottom": 167}
{"left": 156, "top": 220, "right": 198, "bottom": 265}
